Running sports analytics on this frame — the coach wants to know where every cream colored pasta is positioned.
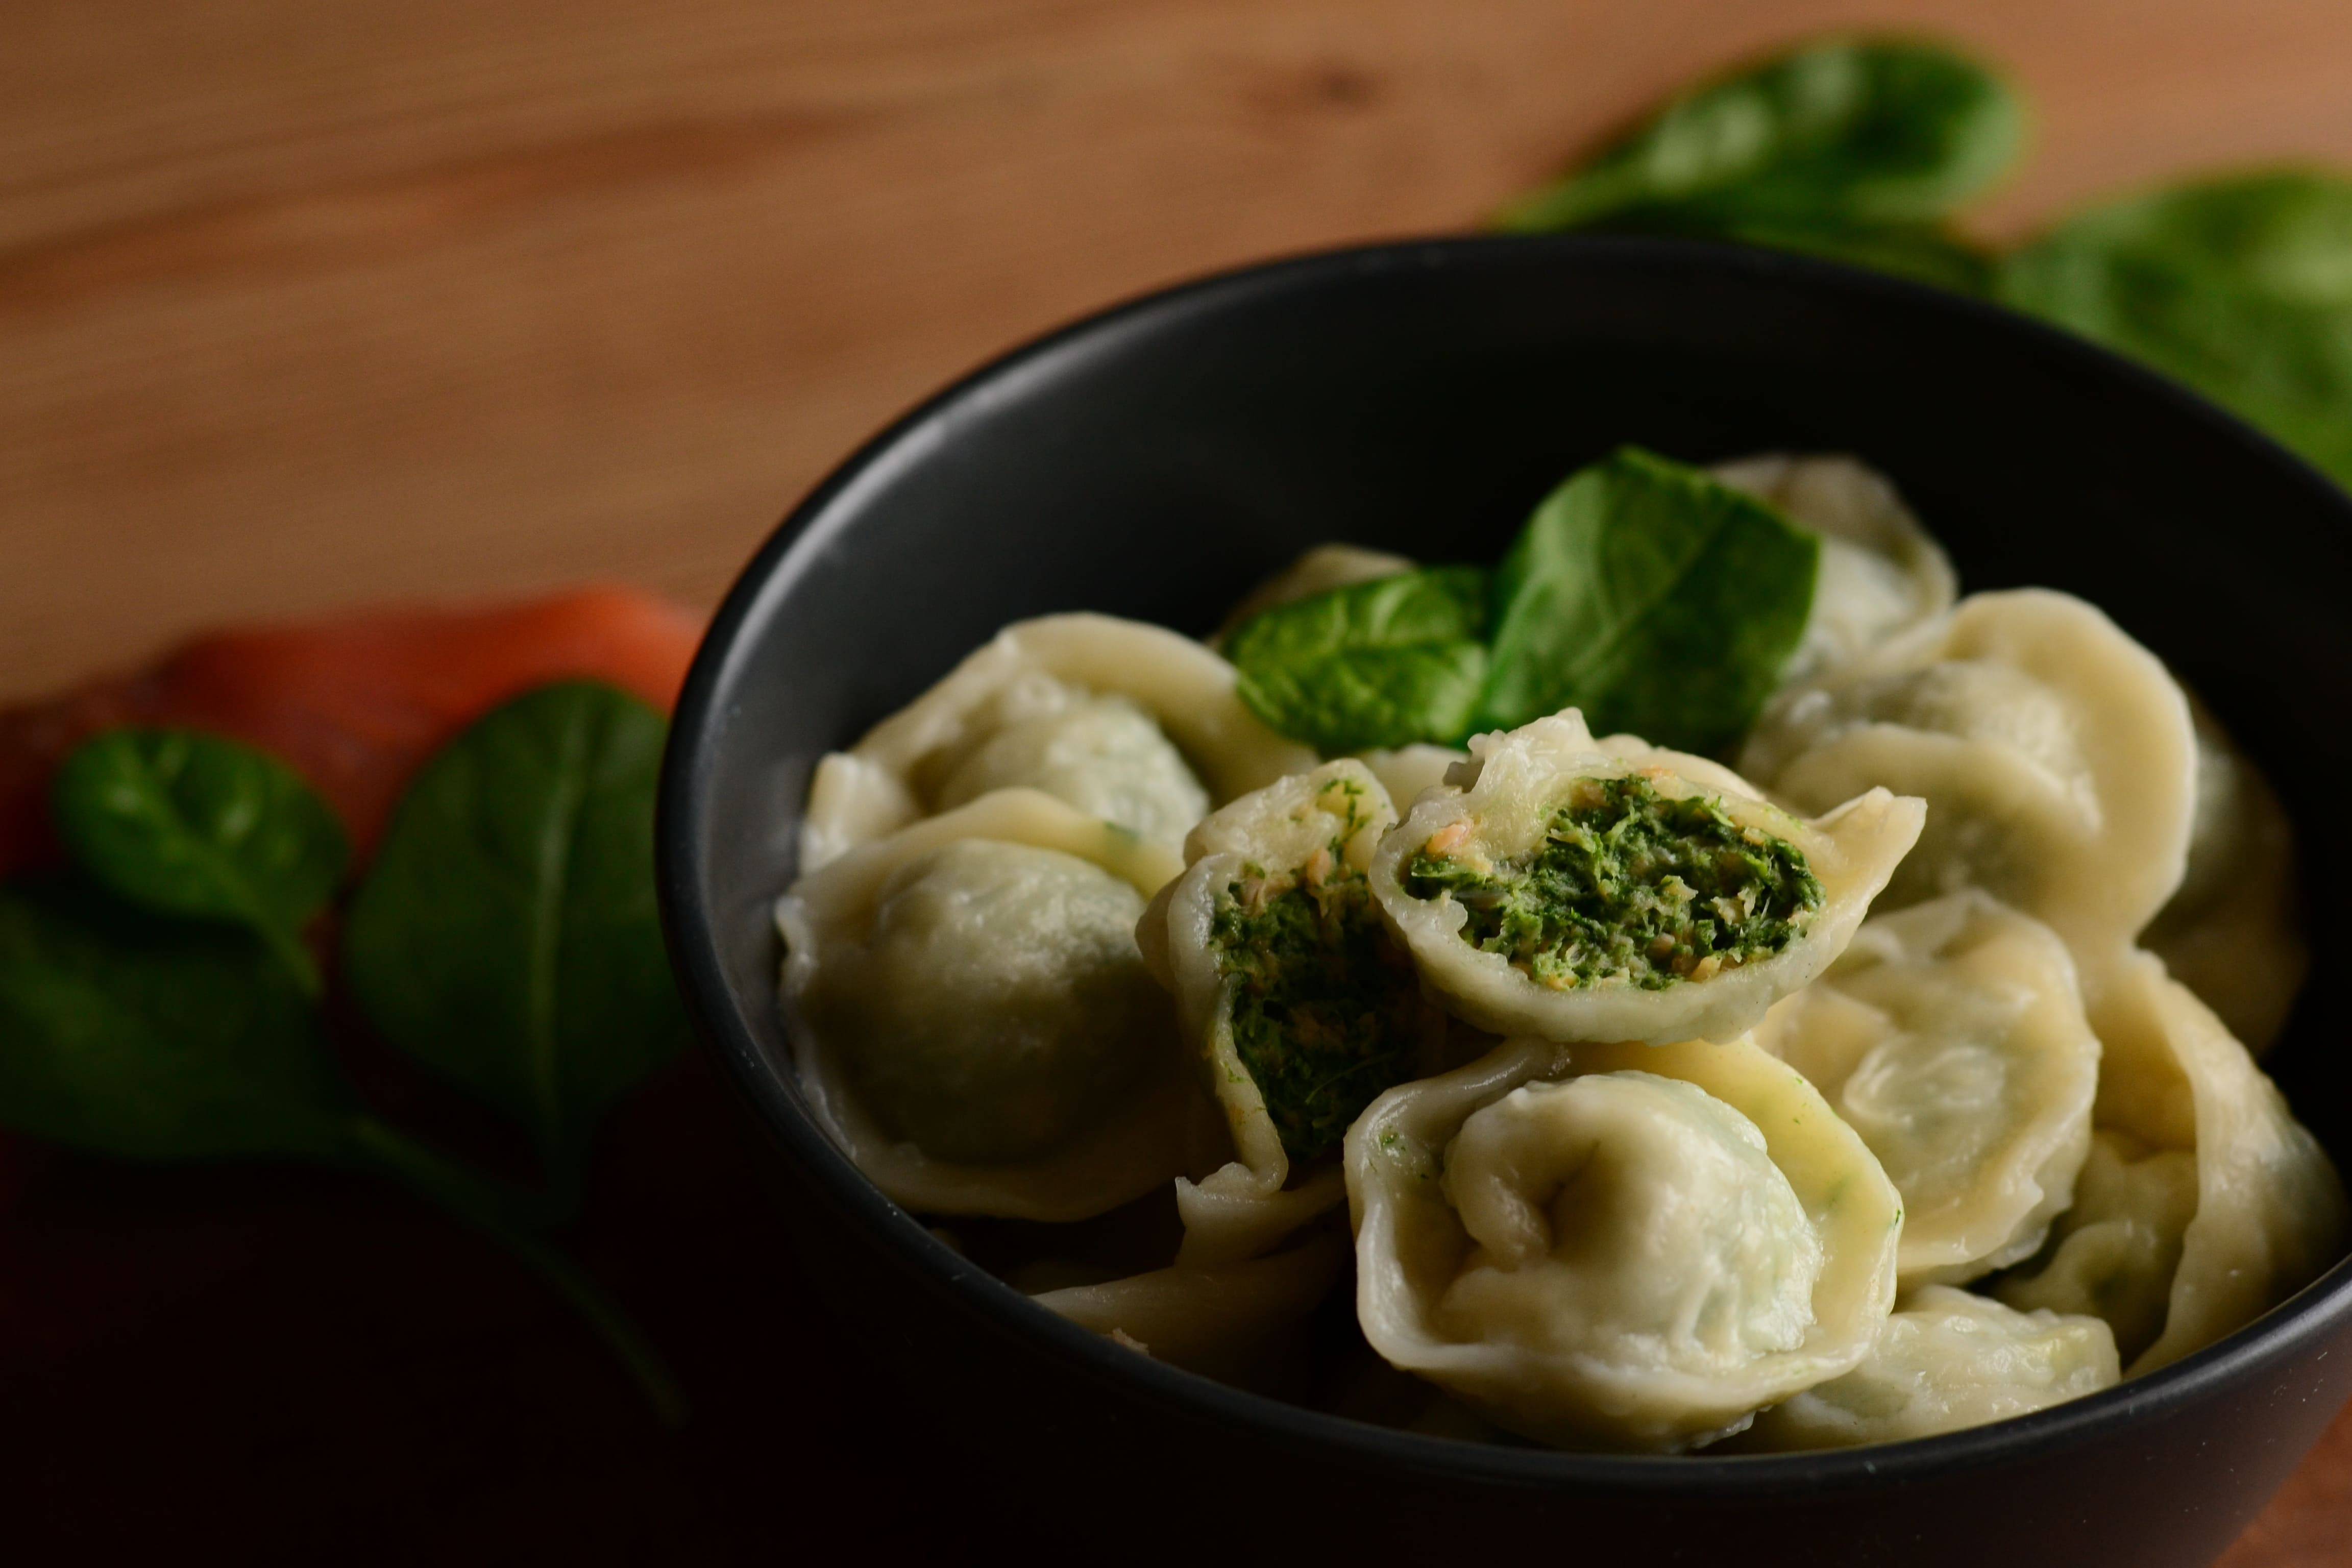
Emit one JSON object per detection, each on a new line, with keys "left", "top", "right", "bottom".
{"left": 1369, "top": 711, "right": 1924, "bottom": 1045}
{"left": 1754, "top": 892, "right": 2099, "bottom": 1287}
{"left": 2143, "top": 700, "right": 2305, "bottom": 1055}
{"left": 1998, "top": 953, "right": 2345, "bottom": 1373}
{"left": 777, "top": 788, "right": 1220, "bottom": 1221}
{"left": 1739, "top": 1285, "right": 2118, "bottom": 1450}
{"left": 1030, "top": 1227, "right": 1350, "bottom": 1389}
{"left": 800, "top": 614, "right": 1317, "bottom": 870}
{"left": 1137, "top": 760, "right": 1438, "bottom": 1264}
{"left": 1710, "top": 453, "right": 1957, "bottom": 687}
{"left": 1739, "top": 591, "right": 2198, "bottom": 991}
{"left": 1345, "top": 1036, "right": 1903, "bottom": 1451}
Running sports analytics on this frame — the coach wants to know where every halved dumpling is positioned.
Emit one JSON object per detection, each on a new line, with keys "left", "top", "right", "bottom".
{"left": 1138, "top": 760, "right": 1442, "bottom": 1266}
{"left": 777, "top": 788, "right": 1221, "bottom": 1221}
{"left": 1368, "top": 711, "right": 1923, "bottom": 1044}
{"left": 800, "top": 614, "right": 1316, "bottom": 869}
{"left": 1754, "top": 892, "right": 2099, "bottom": 1287}
{"left": 1736, "top": 1285, "right": 2118, "bottom": 1451}
{"left": 1345, "top": 1036, "right": 1903, "bottom": 1452}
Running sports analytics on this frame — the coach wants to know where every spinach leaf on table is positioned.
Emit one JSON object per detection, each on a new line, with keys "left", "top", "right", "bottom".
{"left": 1498, "top": 38, "right": 2022, "bottom": 239}
{"left": 1998, "top": 171, "right": 2352, "bottom": 490}
{"left": 342, "top": 680, "right": 688, "bottom": 1198}
{"left": 53, "top": 729, "right": 348, "bottom": 996}
{"left": 1477, "top": 447, "right": 1818, "bottom": 755}
{"left": 1227, "top": 567, "right": 1490, "bottom": 753}
{"left": 0, "top": 877, "right": 353, "bottom": 1160}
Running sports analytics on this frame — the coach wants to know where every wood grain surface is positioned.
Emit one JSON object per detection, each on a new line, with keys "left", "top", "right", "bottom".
{"left": 7, "top": 3, "right": 2352, "bottom": 1562}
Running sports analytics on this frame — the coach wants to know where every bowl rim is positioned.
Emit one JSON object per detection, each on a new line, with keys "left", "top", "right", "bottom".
{"left": 657, "top": 229, "right": 2352, "bottom": 1491}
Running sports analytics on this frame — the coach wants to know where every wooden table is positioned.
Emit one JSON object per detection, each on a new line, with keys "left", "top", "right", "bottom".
{"left": 6, "top": 3, "right": 2352, "bottom": 1561}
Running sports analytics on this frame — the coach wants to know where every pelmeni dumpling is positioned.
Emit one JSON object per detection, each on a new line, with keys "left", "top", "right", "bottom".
{"left": 1738, "top": 591, "right": 2197, "bottom": 987}
{"left": 1213, "top": 543, "right": 1416, "bottom": 644}
{"left": 1753, "top": 892, "right": 2099, "bottom": 1287}
{"left": 2143, "top": 700, "right": 2305, "bottom": 1054}
{"left": 1993, "top": 1129, "right": 2197, "bottom": 1364}
{"left": 1029, "top": 1227, "right": 1350, "bottom": 1390}
{"left": 1138, "top": 760, "right": 1443, "bottom": 1265}
{"left": 1738, "top": 1286, "right": 2118, "bottom": 1451}
{"left": 1368, "top": 711, "right": 1924, "bottom": 1045}
{"left": 1346, "top": 1036, "right": 1903, "bottom": 1451}
{"left": 1710, "top": 453, "right": 1957, "bottom": 687}
{"left": 1355, "top": 744, "right": 1468, "bottom": 816}
{"left": 777, "top": 788, "right": 1220, "bottom": 1221}
{"left": 800, "top": 614, "right": 1317, "bottom": 870}
{"left": 1997, "top": 953, "right": 2346, "bottom": 1373}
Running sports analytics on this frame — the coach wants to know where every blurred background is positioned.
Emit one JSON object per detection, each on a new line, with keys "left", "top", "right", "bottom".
{"left": 12, "top": 0, "right": 2352, "bottom": 702}
{"left": 8, "top": 2, "right": 2352, "bottom": 1562}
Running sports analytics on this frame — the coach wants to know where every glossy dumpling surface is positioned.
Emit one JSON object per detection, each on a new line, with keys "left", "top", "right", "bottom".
{"left": 800, "top": 614, "right": 1316, "bottom": 869}
{"left": 1738, "top": 590, "right": 2197, "bottom": 977}
{"left": 1345, "top": 1036, "right": 1902, "bottom": 1451}
{"left": 1755, "top": 892, "right": 2099, "bottom": 1287}
{"left": 1740, "top": 1285, "right": 2118, "bottom": 1451}
{"left": 934, "top": 693, "right": 1209, "bottom": 851}
{"left": 2142, "top": 699, "right": 2306, "bottom": 1054}
{"left": 777, "top": 788, "right": 1216, "bottom": 1221}
{"left": 1999, "top": 953, "right": 2346, "bottom": 1372}
{"left": 1369, "top": 710, "right": 1924, "bottom": 1044}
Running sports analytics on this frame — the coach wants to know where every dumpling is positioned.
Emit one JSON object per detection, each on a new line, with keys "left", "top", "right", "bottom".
{"left": 1138, "top": 760, "right": 1444, "bottom": 1265}
{"left": 1996, "top": 953, "right": 2346, "bottom": 1373}
{"left": 1737, "top": 1286, "right": 2118, "bottom": 1451}
{"left": 1354, "top": 744, "right": 1468, "bottom": 816}
{"left": 1993, "top": 1128, "right": 2197, "bottom": 1363}
{"left": 1710, "top": 453, "right": 1957, "bottom": 687}
{"left": 777, "top": 787, "right": 1220, "bottom": 1221}
{"left": 1028, "top": 1227, "right": 1351, "bottom": 1391}
{"left": 1739, "top": 591, "right": 2198, "bottom": 999}
{"left": 1345, "top": 1036, "right": 1903, "bottom": 1451}
{"left": 1368, "top": 710, "right": 1924, "bottom": 1045}
{"left": 800, "top": 613, "right": 1318, "bottom": 870}
{"left": 1213, "top": 543, "right": 1418, "bottom": 644}
{"left": 2142, "top": 699, "right": 2305, "bottom": 1054}
{"left": 1753, "top": 892, "right": 2099, "bottom": 1287}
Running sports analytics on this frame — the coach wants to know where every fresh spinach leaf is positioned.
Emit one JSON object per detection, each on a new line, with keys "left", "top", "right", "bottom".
{"left": 1997, "top": 171, "right": 2352, "bottom": 489}
{"left": 53, "top": 729, "right": 347, "bottom": 995}
{"left": 1477, "top": 447, "right": 1818, "bottom": 754}
{"left": 1499, "top": 39, "right": 2022, "bottom": 236}
{"left": 342, "top": 680, "right": 688, "bottom": 1195}
{"left": 0, "top": 877, "right": 353, "bottom": 1160}
{"left": 1227, "top": 567, "right": 1490, "bottom": 752}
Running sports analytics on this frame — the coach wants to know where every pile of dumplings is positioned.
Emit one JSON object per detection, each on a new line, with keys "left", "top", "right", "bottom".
{"left": 775, "top": 456, "right": 2346, "bottom": 1453}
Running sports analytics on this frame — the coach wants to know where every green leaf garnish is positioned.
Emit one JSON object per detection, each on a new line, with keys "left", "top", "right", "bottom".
{"left": 343, "top": 680, "right": 689, "bottom": 1198}
{"left": 0, "top": 877, "right": 353, "bottom": 1160}
{"left": 1477, "top": 447, "right": 1819, "bottom": 754}
{"left": 1997, "top": 170, "right": 2352, "bottom": 490}
{"left": 53, "top": 729, "right": 348, "bottom": 996}
{"left": 1227, "top": 567, "right": 1491, "bottom": 753}
{"left": 1498, "top": 38, "right": 2023, "bottom": 237}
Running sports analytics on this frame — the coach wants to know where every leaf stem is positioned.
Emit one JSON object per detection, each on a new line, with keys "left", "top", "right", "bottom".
{"left": 345, "top": 1116, "right": 687, "bottom": 1427}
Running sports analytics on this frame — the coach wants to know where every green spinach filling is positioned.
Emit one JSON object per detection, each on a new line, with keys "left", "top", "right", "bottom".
{"left": 1210, "top": 802, "right": 1427, "bottom": 1165}
{"left": 1404, "top": 775, "right": 1823, "bottom": 990}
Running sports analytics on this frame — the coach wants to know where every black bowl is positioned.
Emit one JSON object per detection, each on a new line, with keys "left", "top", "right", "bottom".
{"left": 657, "top": 234, "right": 2352, "bottom": 1566}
